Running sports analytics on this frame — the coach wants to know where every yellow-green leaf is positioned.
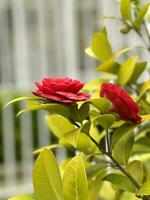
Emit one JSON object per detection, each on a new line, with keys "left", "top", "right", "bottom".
{"left": 4, "top": 96, "right": 42, "bottom": 108}
{"left": 127, "top": 160, "right": 143, "bottom": 184}
{"left": 134, "top": 3, "right": 150, "bottom": 30}
{"left": 118, "top": 56, "right": 138, "bottom": 85}
{"left": 63, "top": 155, "right": 88, "bottom": 200}
{"left": 138, "top": 180, "right": 150, "bottom": 195}
{"left": 91, "top": 31, "right": 112, "bottom": 62}
{"left": 8, "top": 194, "right": 37, "bottom": 200}
{"left": 96, "top": 47, "right": 132, "bottom": 73}
{"left": 46, "top": 114, "right": 74, "bottom": 138}
{"left": 120, "top": 0, "right": 132, "bottom": 20}
{"left": 128, "top": 62, "right": 147, "bottom": 84}
{"left": 33, "top": 149, "right": 63, "bottom": 200}
{"left": 62, "top": 128, "right": 81, "bottom": 148}
{"left": 138, "top": 80, "right": 150, "bottom": 100}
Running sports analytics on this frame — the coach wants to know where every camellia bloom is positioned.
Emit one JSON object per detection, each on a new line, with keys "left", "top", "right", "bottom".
{"left": 33, "top": 77, "right": 90, "bottom": 103}
{"left": 100, "top": 83, "right": 142, "bottom": 124}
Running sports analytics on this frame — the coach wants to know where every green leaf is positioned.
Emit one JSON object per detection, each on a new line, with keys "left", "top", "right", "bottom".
{"left": 17, "top": 103, "right": 70, "bottom": 118}
{"left": 138, "top": 80, "right": 150, "bottom": 100}
{"left": 63, "top": 155, "right": 88, "bottom": 200}
{"left": 90, "top": 98, "right": 110, "bottom": 113}
{"left": 8, "top": 194, "right": 38, "bottom": 200}
{"left": 80, "top": 121, "right": 91, "bottom": 135}
{"left": 87, "top": 163, "right": 108, "bottom": 179}
{"left": 33, "top": 144, "right": 63, "bottom": 155}
{"left": 93, "top": 114, "right": 116, "bottom": 129}
{"left": 134, "top": 3, "right": 150, "bottom": 30}
{"left": 88, "top": 176, "right": 103, "bottom": 200}
{"left": 4, "top": 96, "right": 42, "bottom": 108}
{"left": 63, "top": 128, "right": 81, "bottom": 147}
{"left": 96, "top": 47, "right": 132, "bottom": 73}
{"left": 128, "top": 62, "right": 147, "bottom": 84}
{"left": 83, "top": 78, "right": 105, "bottom": 91}
{"left": 33, "top": 149, "right": 63, "bottom": 200}
{"left": 79, "top": 102, "right": 90, "bottom": 121}
{"left": 138, "top": 180, "right": 150, "bottom": 195}
{"left": 127, "top": 160, "right": 143, "bottom": 184}
{"left": 141, "top": 114, "right": 150, "bottom": 121}
{"left": 120, "top": 191, "right": 139, "bottom": 200}
{"left": 112, "top": 130, "right": 134, "bottom": 165}
{"left": 85, "top": 47, "right": 98, "bottom": 59}
{"left": 120, "top": 0, "right": 132, "bottom": 20}
{"left": 77, "top": 133, "right": 97, "bottom": 154}
{"left": 46, "top": 114, "right": 74, "bottom": 138}
{"left": 118, "top": 56, "right": 138, "bottom": 85}
{"left": 111, "top": 123, "right": 136, "bottom": 149}
{"left": 103, "top": 173, "right": 137, "bottom": 193}
{"left": 91, "top": 29, "right": 112, "bottom": 62}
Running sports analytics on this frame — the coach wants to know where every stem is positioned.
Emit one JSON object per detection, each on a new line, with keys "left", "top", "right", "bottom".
{"left": 87, "top": 134, "right": 150, "bottom": 200}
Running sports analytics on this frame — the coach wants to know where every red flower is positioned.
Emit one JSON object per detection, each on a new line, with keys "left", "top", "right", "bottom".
{"left": 33, "top": 77, "right": 90, "bottom": 103}
{"left": 100, "top": 83, "right": 141, "bottom": 124}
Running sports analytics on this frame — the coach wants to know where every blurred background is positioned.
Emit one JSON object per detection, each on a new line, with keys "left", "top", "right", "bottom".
{"left": 0, "top": 0, "right": 150, "bottom": 199}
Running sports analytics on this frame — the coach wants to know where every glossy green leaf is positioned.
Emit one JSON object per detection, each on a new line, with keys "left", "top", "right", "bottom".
{"left": 118, "top": 56, "right": 138, "bottom": 85}
{"left": 128, "top": 62, "right": 147, "bottom": 84}
{"left": 68, "top": 104, "right": 81, "bottom": 122}
{"left": 90, "top": 98, "right": 110, "bottom": 113}
{"left": 120, "top": 0, "right": 132, "bottom": 20}
{"left": 33, "top": 149, "right": 63, "bottom": 200}
{"left": 134, "top": 3, "right": 150, "bottom": 30}
{"left": 127, "top": 160, "right": 143, "bottom": 184}
{"left": 8, "top": 194, "right": 38, "bottom": 200}
{"left": 63, "top": 155, "right": 88, "bottom": 200}
{"left": 46, "top": 114, "right": 74, "bottom": 138}
{"left": 91, "top": 30, "right": 112, "bottom": 62}
{"left": 138, "top": 80, "right": 150, "bottom": 100}
{"left": 103, "top": 173, "right": 137, "bottom": 193}
{"left": 138, "top": 180, "right": 150, "bottom": 195}
{"left": 93, "top": 114, "right": 116, "bottom": 129}
{"left": 112, "top": 131, "right": 134, "bottom": 165}
{"left": 17, "top": 103, "right": 70, "bottom": 118}
{"left": 4, "top": 96, "right": 42, "bottom": 108}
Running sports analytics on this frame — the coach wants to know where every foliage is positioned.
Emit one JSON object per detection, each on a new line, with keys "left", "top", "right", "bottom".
{"left": 6, "top": 0, "right": 150, "bottom": 200}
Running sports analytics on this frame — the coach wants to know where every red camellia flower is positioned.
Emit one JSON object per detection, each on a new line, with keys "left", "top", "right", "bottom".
{"left": 33, "top": 77, "right": 90, "bottom": 103}
{"left": 100, "top": 83, "right": 141, "bottom": 124}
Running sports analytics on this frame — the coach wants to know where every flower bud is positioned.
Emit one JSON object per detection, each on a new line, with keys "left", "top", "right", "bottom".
{"left": 120, "top": 24, "right": 131, "bottom": 34}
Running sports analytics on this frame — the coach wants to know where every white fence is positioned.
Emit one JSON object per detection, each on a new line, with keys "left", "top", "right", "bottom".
{"left": 0, "top": 0, "right": 149, "bottom": 199}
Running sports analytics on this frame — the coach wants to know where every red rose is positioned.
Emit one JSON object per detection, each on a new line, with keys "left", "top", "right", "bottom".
{"left": 100, "top": 83, "right": 141, "bottom": 124}
{"left": 33, "top": 77, "right": 90, "bottom": 103}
